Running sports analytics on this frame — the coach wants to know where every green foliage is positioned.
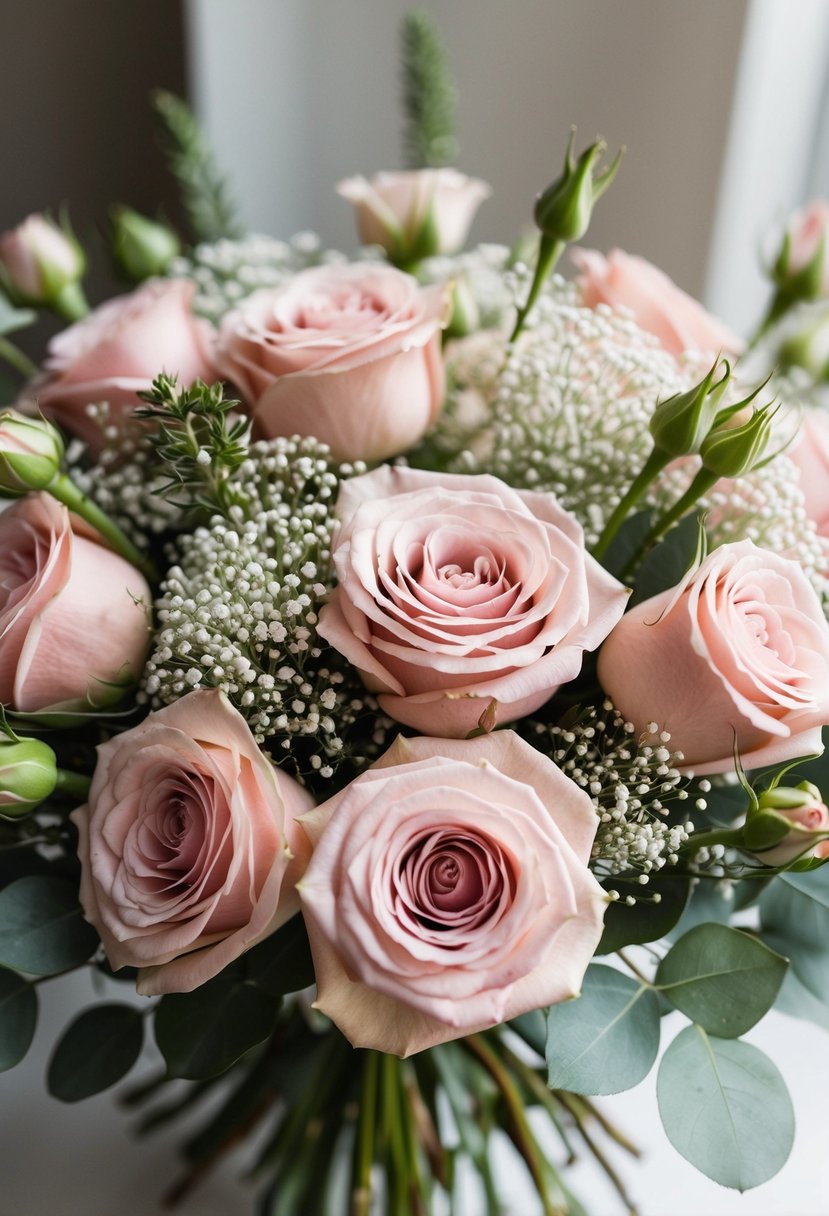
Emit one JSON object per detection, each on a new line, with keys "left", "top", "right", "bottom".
{"left": 596, "top": 875, "right": 690, "bottom": 954}
{"left": 655, "top": 924, "right": 787, "bottom": 1036}
{"left": 400, "top": 10, "right": 458, "bottom": 169}
{"left": 657, "top": 1025, "right": 794, "bottom": 1190}
{"left": 134, "top": 374, "right": 251, "bottom": 515}
{"left": 243, "top": 914, "right": 316, "bottom": 998}
{"left": 0, "top": 291, "right": 35, "bottom": 336}
{"left": 151, "top": 89, "right": 243, "bottom": 244}
{"left": 0, "top": 876, "right": 98, "bottom": 975}
{"left": 0, "top": 969, "right": 37, "bottom": 1070}
{"left": 545, "top": 964, "right": 660, "bottom": 1095}
{"left": 154, "top": 972, "right": 279, "bottom": 1079}
{"left": 599, "top": 508, "right": 652, "bottom": 579}
{"left": 627, "top": 512, "right": 701, "bottom": 607}
{"left": 48, "top": 1003, "right": 143, "bottom": 1101}
{"left": 760, "top": 866, "right": 829, "bottom": 1002}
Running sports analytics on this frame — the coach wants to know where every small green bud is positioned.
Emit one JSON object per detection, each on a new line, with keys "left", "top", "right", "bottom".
{"left": 0, "top": 736, "right": 58, "bottom": 819}
{"left": 111, "top": 207, "right": 181, "bottom": 282}
{"left": 700, "top": 399, "right": 778, "bottom": 478}
{"left": 444, "top": 275, "right": 480, "bottom": 339}
{"left": 744, "top": 781, "right": 829, "bottom": 865}
{"left": 534, "top": 130, "right": 623, "bottom": 245}
{"left": 0, "top": 409, "right": 64, "bottom": 496}
{"left": 649, "top": 358, "right": 731, "bottom": 457}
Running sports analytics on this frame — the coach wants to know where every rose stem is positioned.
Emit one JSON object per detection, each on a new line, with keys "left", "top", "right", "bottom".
{"left": 508, "top": 237, "right": 566, "bottom": 345}
{"left": 0, "top": 335, "right": 37, "bottom": 380}
{"left": 577, "top": 1096, "right": 642, "bottom": 1158}
{"left": 465, "top": 1033, "right": 561, "bottom": 1216}
{"left": 591, "top": 446, "right": 670, "bottom": 563}
{"left": 381, "top": 1053, "right": 414, "bottom": 1216}
{"left": 618, "top": 467, "right": 718, "bottom": 582}
{"left": 46, "top": 471, "right": 159, "bottom": 583}
{"left": 556, "top": 1091, "right": 640, "bottom": 1215}
{"left": 54, "top": 769, "right": 92, "bottom": 801}
{"left": 495, "top": 1036, "right": 579, "bottom": 1164}
{"left": 352, "top": 1050, "right": 379, "bottom": 1216}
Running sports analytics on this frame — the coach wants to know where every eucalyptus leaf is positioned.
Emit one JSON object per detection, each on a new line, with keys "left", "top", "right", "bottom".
{"left": 656, "top": 923, "right": 787, "bottom": 1036}
{"left": 775, "top": 966, "right": 829, "bottom": 1032}
{"left": 668, "top": 878, "right": 736, "bottom": 941}
{"left": 0, "top": 876, "right": 98, "bottom": 975}
{"left": 760, "top": 867, "right": 829, "bottom": 1002}
{"left": 48, "top": 1003, "right": 143, "bottom": 1101}
{"left": 243, "top": 914, "right": 315, "bottom": 998}
{"left": 596, "top": 875, "right": 690, "bottom": 953}
{"left": 155, "top": 975, "right": 278, "bottom": 1079}
{"left": 657, "top": 1025, "right": 794, "bottom": 1190}
{"left": 628, "top": 513, "right": 701, "bottom": 608}
{"left": 0, "top": 969, "right": 37, "bottom": 1070}
{"left": 546, "top": 964, "right": 660, "bottom": 1095}
{"left": 0, "top": 292, "right": 35, "bottom": 336}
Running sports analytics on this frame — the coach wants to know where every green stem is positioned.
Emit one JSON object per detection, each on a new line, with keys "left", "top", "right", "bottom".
{"left": 47, "top": 471, "right": 158, "bottom": 583}
{"left": 352, "top": 1052, "right": 379, "bottom": 1216}
{"left": 592, "top": 446, "right": 669, "bottom": 562}
{"left": 618, "top": 466, "right": 717, "bottom": 582}
{"left": 0, "top": 335, "right": 37, "bottom": 380}
{"left": 54, "top": 769, "right": 93, "bottom": 801}
{"left": 509, "top": 236, "right": 565, "bottom": 344}
{"left": 51, "top": 281, "right": 89, "bottom": 323}
{"left": 382, "top": 1053, "right": 412, "bottom": 1216}
{"left": 681, "top": 827, "right": 745, "bottom": 852}
{"left": 557, "top": 1092, "right": 640, "bottom": 1215}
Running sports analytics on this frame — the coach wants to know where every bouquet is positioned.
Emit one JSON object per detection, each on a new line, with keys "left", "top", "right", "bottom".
{"left": 3, "top": 12, "right": 829, "bottom": 1214}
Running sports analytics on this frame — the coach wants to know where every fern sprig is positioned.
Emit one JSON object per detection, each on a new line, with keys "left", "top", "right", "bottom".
{"left": 400, "top": 10, "right": 459, "bottom": 169}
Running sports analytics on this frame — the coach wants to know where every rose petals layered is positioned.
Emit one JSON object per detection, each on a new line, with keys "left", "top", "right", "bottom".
{"left": 71, "top": 689, "right": 314, "bottom": 994}
{"left": 215, "top": 263, "right": 448, "bottom": 462}
{"left": 597, "top": 540, "right": 829, "bottom": 774}
{"left": 298, "top": 732, "right": 607, "bottom": 1056}
{"left": 0, "top": 493, "right": 150, "bottom": 712}
{"left": 23, "top": 278, "right": 216, "bottom": 452}
{"left": 317, "top": 466, "right": 628, "bottom": 736}
{"left": 572, "top": 247, "right": 743, "bottom": 357}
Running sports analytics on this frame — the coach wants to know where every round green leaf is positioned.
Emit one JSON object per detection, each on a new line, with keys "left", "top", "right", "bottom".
{"left": 546, "top": 964, "right": 660, "bottom": 1095}
{"left": 657, "top": 1025, "right": 794, "bottom": 1190}
{"left": 155, "top": 976, "right": 278, "bottom": 1079}
{"left": 48, "top": 1003, "right": 143, "bottom": 1101}
{"left": 760, "top": 868, "right": 829, "bottom": 1002}
{"left": 596, "top": 875, "right": 690, "bottom": 954}
{"left": 0, "top": 969, "right": 38, "bottom": 1070}
{"left": 0, "top": 876, "right": 98, "bottom": 975}
{"left": 656, "top": 923, "right": 787, "bottom": 1037}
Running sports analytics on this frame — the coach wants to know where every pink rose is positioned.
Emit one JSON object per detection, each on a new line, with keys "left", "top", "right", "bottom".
{"left": 336, "top": 168, "right": 491, "bottom": 261}
{"left": 71, "top": 689, "right": 314, "bottom": 995}
{"left": 597, "top": 540, "right": 829, "bottom": 775}
{"left": 0, "top": 493, "right": 150, "bottom": 713}
{"left": 298, "top": 731, "right": 606, "bottom": 1056}
{"left": 0, "top": 213, "right": 84, "bottom": 305}
{"left": 24, "top": 278, "right": 216, "bottom": 452}
{"left": 215, "top": 264, "right": 448, "bottom": 462}
{"left": 783, "top": 201, "right": 829, "bottom": 294}
{"left": 788, "top": 408, "right": 829, "bottom": 538}
{"left": 572, "top": 247, "right": 743, "bottom": 357}
{"left": 317, "top": 466, "right": 628, "bottom": 737}
{"left": 747, "top": 784, "right": 829, "bottom": 867}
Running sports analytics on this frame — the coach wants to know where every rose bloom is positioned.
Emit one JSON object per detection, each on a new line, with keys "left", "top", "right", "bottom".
{"left": 571, "top": 247, "right": 743, "bottom": 357}
{"left": 789, "top": 408, "right": 829, "bottom": 539}
{"left": 597, "top": 540, "right": 829, "bottom": 775}
{"left": 72, "top": 689, "right": 314, "bottom": 995}
{"left": 751, "top": 800, "right": 829, "bottom": 867}
{"left": 298, "top": 732, "right": 607, "bottom": 1056}
{"left": 215, "top": 263, "right": 448, "bottom": 462}
{"left": 0, "top": 493, "right": 150, "bottom": 713}
{"left": 317, "top": 466, "right": 628, "bottom": 737}
{"left": 23, "top": 278, "right": 216, "bottom": 452}
{"left": 782, "top": 200, "right": 829, "bottom": 294}
{"left": 337, "top": 168, "right": 491, "bottom": 260}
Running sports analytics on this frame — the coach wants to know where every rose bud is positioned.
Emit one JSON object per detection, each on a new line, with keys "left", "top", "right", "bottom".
{"left": 773, "top": 201, "right": 829, "bottom": 300}
{"left": 21, "top": 278, "right": 216, "bottom": 454}
{"left": 0, "top": 735, "right": 57, "bottom": 819}
{"left": 597, "top": 540, "right": 829, "bottom": 776}
{"left": 0, "top": 493, "right": 151, "bottom": 713}
{"left": 71, "top": 690, "right": 314, "bottom": 994}
{"left": 298, "top": 731, "right": 606, "bottom": 1056}
{"left": 699, "top": 402, "right": 778, "bottom": 479}
{"left": 0, "top": 213, "right": 87, "bottom": 319}
{"left": 337, "top": 168, "right": 490, "bottom": 265}
{"left": 111, "top": 206, "right": 181, "bottom": 282}
{"left": 572, "top": 247, "right": 744, "bottom": 357}
{"left": 0, "top": 409, "right": 64, "bottom": 496}
{"left": 215, "top": 264, "right": 449, "bottom": 463}
{"left": 534, "top": 133, "right": 622, "bottom": 246}
{"left": 648, "top": 358, "right": 731, "bottom": 458}
{"left": 743, "top": 782, "right": 829, "bottom": 866}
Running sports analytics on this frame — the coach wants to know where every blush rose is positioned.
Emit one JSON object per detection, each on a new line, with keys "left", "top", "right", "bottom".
{"left": 316, "top": 466, "right": 628, "bottom": 737}
{"left": 72, "top": 689, "right": 314, "bottom": 995}
{"left": 597, "top": 540, "right": 829, "bottom": 775}
{"left": 0, "top": 492, "right": 150, "bottom": 713}
{"left": 23, "top": 278, "right": 216, "bottom": 452}
{"left": 214, "top": 263, "right": 448, "bottom": 462}
{"left": 783, "top": 201, "right": 829, "bottom": 295}
{"left": 571, "top": 247, "right": 743, "bottom": 357}
{"left": 298, "top": 731, "right": 607, "bottom": 1056}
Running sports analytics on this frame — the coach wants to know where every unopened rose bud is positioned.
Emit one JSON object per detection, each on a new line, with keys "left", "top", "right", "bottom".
{"left": 0, "top": 409, "right": 64, "bottom": 496}
{"left": 700, "top": 402, "right": 778, "bottom": 478}
{"left": 773, "top": 202, "right": 829, "bottom": 301}
{"left": 0, "top": 736, "right": 58, "bottom": 819}
{"left": 534, "top": 131, "right": 623, "bottom": 245}
{"left": 0, "top": 213, "right": 86, "bottom": 314}
{"left": 111, "top": 206, "right": 181, "bottom": 282}
{"left": 337, "top": 168, "right": 490, "bottom": 267}
{"left": 649, "top": 358, "right": 731, "bottom": 457}
{"left": 744, "top": 781, "right": 829, "bottom": 866}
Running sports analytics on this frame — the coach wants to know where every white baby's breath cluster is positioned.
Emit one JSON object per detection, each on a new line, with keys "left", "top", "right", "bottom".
{"left": 527, "top": 701, "right": 694, "bottom": 878}
{"left": 451, "top": 275, "right": 695, "bottom": 546}
{"left": 168, "top": 233, "right": 347, "bottom": 324}
{"left": 141, "top": 436, "right": 383, "bottom": 771}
